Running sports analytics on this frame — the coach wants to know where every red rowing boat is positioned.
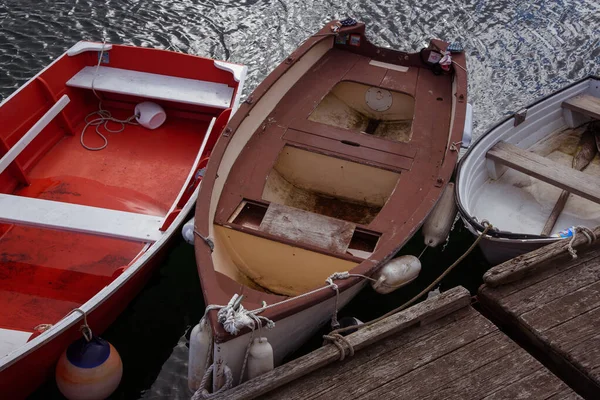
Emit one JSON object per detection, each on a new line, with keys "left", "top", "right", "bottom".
{"left": 0, "top": 41, "right": 246, "bottom": 397}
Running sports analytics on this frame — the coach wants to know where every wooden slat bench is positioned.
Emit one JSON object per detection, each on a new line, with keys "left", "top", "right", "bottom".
{"left": 562, "top": 94, "right": 600, "bottom": 121}
{"left": 66, "top": 66, "right": 234, "bottom": 109}
{"left": 486, "top": 141, "right": 600, "bottom": 204}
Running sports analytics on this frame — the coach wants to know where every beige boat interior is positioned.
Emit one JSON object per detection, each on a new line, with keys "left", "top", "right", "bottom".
{"left": 212, "top": 225, "right": 358, "bottom": 296}
{"left": 308, "top": 81, "right": 415, "bottom": 142}
{"left": 262, "top": 146, "right": 400, "bottom": 225}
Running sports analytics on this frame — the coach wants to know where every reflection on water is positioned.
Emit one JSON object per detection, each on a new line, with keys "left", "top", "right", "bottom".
{"left": 1, "top": 0, "right": 599, "bottom": 398}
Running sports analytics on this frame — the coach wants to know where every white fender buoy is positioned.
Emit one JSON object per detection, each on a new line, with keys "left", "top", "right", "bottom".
{"left": 55, "top": 336, "right": 122, "bottom": 400}
{"left": 247, "top": 337, "right": 274, "bottom": 380}
{"left": 182, "top": 217, "right": 195, "bottom": 245}
{"left": 422, "top": 182, "right": 458, "bottom": 248}
{"left": 371, "top": 255, "right": 421, "bottom": 294}
{"left": 135, "top": 101, "right": 166, "bottom": 129}
{"left": 188, "top": 318, "right": 213, "bottom": 391}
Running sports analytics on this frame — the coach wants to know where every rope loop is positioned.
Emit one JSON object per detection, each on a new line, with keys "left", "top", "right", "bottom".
{"left": 63, "top": 308, "right": 93, "bottom": 342}
{"left": 323, "top": 333, "right": 355, "bottom": 361}
{"left": 191, "top": 364, "right": 233, "bottom": 400}
{"left": 567, "top": 226, "right": 597, "bottom": 259}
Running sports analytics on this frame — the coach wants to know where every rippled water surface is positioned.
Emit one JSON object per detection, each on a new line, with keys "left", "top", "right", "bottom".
{"left": 1, "top": 0, "right": 599, "bottom": 398}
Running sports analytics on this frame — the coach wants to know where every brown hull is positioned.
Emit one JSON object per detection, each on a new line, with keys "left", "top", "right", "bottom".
{"left": 194, "top": 21, "right": 468, "bottom": 342}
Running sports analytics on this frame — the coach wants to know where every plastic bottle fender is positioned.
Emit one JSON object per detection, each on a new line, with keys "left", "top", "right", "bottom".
{"left": 247, "top": 337, "right": 274, "bottom": 379}
{"left": 422, "top": 182, "right": 458, "bottom": 248}
{"left": 371, "top": 255, "right": 421, "bottom": 294}
{"left": 182, "top": 217, "right": 195, "bottom": 245}
{"left": 188, "top": 318, "right": 212, "bottom": 391}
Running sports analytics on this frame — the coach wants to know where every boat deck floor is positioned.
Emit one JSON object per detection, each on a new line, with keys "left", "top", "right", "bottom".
{"left": 0, "top": 110, "right": 208, "bottom": 334}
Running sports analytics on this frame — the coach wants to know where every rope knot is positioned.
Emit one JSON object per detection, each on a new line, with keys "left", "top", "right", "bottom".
{"left": 323, "top": 333, "right": 355, "bottom": 361}
{"left": 567, "top": 226, "right": 597, "bottom": 259}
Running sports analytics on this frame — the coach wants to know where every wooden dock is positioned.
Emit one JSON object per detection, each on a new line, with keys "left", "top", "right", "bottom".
{"left": 480, "top": 230, "right": 600, "bottom": 399}
{"left": 221, "top": 286, "right": 579, "bottom": 399}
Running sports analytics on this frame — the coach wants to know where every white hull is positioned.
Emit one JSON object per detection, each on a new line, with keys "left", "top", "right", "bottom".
{"left": 456, "top": 76, "right": 600, "bottom": 265}
{"left": 212, "top": 281, "right": 366, "bottom": 389}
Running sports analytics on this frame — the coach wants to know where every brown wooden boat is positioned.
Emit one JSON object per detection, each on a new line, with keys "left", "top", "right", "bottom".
{"left": 192, "top": 19, "right": 468, "bottom": 390}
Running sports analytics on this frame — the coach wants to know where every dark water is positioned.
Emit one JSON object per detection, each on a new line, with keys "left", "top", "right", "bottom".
{"left": 1, "top": 0, "right": 598, "bottom": 398}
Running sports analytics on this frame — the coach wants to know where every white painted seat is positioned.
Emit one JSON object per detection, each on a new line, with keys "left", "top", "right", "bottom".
{"left": 0, "top": 194, "right": 164, "bottom": 242}
{"left": 0, "top": 328, "right": 32, "bottom": 358}
{"left": 66, "top": 66, "right": 233, "bottom": 109}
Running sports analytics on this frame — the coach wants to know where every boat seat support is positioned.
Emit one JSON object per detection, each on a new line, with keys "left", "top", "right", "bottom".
{"left": 486, "top": 141, "right": 600, "bottom": 205}
{"left": 0, "top": 95, "right": 70, "bottom": 176}
{"left": 0, "top": 194, "right": 164, "bottom": 242}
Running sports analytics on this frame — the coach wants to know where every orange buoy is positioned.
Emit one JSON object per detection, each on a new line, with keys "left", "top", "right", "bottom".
{"left": 55, "top": 336, "right": 122, "bottom": 400}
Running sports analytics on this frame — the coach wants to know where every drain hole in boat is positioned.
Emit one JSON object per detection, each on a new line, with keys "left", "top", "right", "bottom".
{"left": 308, "top": 81, "right": 414, "bottom": 143}
{"left": 262, "top": 146, "right": 400, "bottom": 224}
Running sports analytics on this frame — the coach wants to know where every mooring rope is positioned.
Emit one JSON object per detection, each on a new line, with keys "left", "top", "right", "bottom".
{"left": 324, "top": 222, "right": 493, "bottom": 345}
{"left": 191, "top": 364, "right": 233, "bottom": 400}
{"left": 567, "top": 226, "right": 597, "bottom": 259}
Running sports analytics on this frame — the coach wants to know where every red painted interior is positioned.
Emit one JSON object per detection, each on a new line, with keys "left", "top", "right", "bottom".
{"left": 0, "top": 42, "right": 239, "bottom": 395}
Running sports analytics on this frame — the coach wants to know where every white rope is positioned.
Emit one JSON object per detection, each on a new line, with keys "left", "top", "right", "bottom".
{"left": 63, "top": 308, "right": 93, "bottom": 341}
{"left": 191, "top": 364, "right": 233, "bottom": 400}
{"left": 567, "top": 226, "right": 597, "bottom": 259}
{"left": 80, "top": 38, "right": 138, "bottom": 151}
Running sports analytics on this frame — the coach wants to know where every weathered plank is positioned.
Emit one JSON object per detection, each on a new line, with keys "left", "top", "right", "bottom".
{"left": 219, "top": 286, "right": 471, "bottom": 400}
{"left": 270, "top": 308, "right": 497, "bottom": 400}
{"left": 483, "top": 228, "right": 600, "bottom": 287}
{"left": 259, "top": 202, "right": 356, "bottom": 254}
{"left": 263, "top": 307, "right": 479, "bottom": 400}
{"left": 486, "top": 253, "right": 600, "bottom": 316}
{"left": 486, "top": 141, "right": 600, "bottom": 204}
{"left": 358, "top": 331, "right": 515, "bottom": 399}
{"left": 563, "top": 94, "right": 600, "bottom": 121}
{"left": 419, "top": 350, "right": 543, "bottom": 400}
{"left": 479, "top": 240, "right": 600, "bottom": 398}
{"left": 521, "top": 280, "right": 600, "bottom": 332}
{"left": 482, "top": 368, "right": 580, "bottom": 400}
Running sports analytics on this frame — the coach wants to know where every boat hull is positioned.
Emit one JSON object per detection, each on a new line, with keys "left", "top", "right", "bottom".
{"left": 210, "top": 281, "right": 366, "bottom": 390}
{"left": 456, "top": 76, "right": 600, "bottom": 265}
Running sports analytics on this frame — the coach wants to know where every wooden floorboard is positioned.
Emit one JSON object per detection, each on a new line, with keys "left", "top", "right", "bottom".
{"left": 480, "top": 242, "right": 600, "bottom": 398}
{"left": 243, "top": 302, "right": 576, "bottom": 400}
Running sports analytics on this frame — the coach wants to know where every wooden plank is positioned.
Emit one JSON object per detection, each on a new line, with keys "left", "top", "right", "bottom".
{"left": 259, "top": 202, "right": 356, "bottom": 254}
{"left": 419, "top": 350, "right": 543, "bottom": 400}
{"left": 479, "top": 242, "right": 600, "bottom": 398}
{"left": 266, "top": 308, "right": 496, "bottom": 400}
{"left": 521, "top": 280, "right": 600, "bottom": 332}
{"left": 360, "top": 332, "right": 518, "bottom": 399}
{"left": 482, "top": 368, "right": 581, "bottom": 400}
{"left": 483, "top": 227, "right": 600, "bottom": 287}
{"left": 486, "top": 141, "right": 600, "bottom": 204}
{"left": 66, "top": 66, "right": 233, "bottom": 109}
{"left": 0, "top": 95, "right": 70, "bottom": 175}
{"left": 284, "top": 128, "right": 414, "bottom": 171}
{"left": 562, "top": 94, "right": 600, "bottom": 120}
{"left": 221, "top": 286, "right": 471, "bottom": 400}
{"left": 488, "top": 253, "right": 600, "bottom": 316}
{"left": 0, "top": 194, "right": 164, "bottom": 242}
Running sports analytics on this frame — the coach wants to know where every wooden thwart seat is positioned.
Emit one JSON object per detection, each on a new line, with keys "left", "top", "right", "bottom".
{"left": 0, "top": 194, "right": 164, "bottom": 242}
{"left": 66, "top": 66, "right": 234, "bottom": 109}
{"left": 487, "top": 141, "right": 600, "bottom": 204}
{"left": 562, "top": 94, "right": 600, "bottom": 120}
